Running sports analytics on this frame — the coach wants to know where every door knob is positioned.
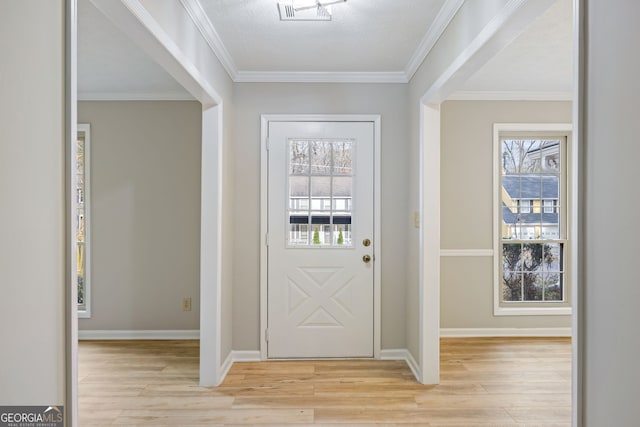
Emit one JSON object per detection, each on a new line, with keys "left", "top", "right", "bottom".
{"left": 362, "top": 254, "right": 371, "bottom": 263}
{"left": 362, "top": 238, "right": 371, "bottom": 247}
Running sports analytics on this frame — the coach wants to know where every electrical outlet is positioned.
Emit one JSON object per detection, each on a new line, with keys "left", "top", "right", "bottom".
{"left": 182, "top": 297, "right": 192, "bottom": 312}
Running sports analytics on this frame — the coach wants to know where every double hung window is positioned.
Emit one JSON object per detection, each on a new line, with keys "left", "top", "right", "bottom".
{"left": 494, "top": 124, "right": 572, "bottom": 315}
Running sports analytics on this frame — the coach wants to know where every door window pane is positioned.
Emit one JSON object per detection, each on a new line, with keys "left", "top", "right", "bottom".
{"left": 333, "top": 141, "right": 353, "bottom": 175}
{"left": 310, "top": 141, "right": 332, "bottom": 175}
{"left": 287, "top": 139, "right": 354, "bottom": 247}
{"left": 289, "top": 140, "right": 309, "bottom": 175}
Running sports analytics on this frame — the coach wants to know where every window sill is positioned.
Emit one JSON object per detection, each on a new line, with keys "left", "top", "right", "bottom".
{"left": 494, "top": 306, "right": 572, "bottom": 316}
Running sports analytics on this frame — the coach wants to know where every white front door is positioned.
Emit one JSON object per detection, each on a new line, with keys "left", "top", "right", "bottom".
{"left": 267, "top": 120, "right": 375, "bottom": 358}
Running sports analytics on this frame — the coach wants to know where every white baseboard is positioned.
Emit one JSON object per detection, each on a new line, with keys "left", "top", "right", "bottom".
{"left": 380, "top": 349, "right": 421, "bottom": 382}
{"left": 78, "top": 329, "right": 200, "bottom": 340}
{"left": 232, "top": 350, "right": 262, "bottom": 362}
{"left": 440, "top": 327, "right": 572, "bottom": 338}
{"left": 215, "top": 351, "right": 262, "bottom": 385}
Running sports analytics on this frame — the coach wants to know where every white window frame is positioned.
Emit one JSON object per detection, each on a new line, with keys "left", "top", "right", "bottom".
{"left": 519, "top": 199, "right": 531, "bottom": 213}
{"left": 493, "top": 123, "right": 573, "bottom": 316}
{"left": 77, "top": 124, "right": 91, "bottom": 318}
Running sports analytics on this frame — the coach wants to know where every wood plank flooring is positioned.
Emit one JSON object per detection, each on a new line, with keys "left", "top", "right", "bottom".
{"left": 78, "top": 337, "right": 571, "bottom": 426}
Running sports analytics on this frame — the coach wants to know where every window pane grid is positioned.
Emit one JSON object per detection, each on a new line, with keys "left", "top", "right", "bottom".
{"left": 500, "top": 138, "right": 565, "bottom": 304}
{"left": 77, "top": 135, "right": 86, "bottom": 309}
{"left": 287, "top": 139, "right": 354, "bottom": 247}
{"left": 502, "top": 242, "right": 565, "bottom": 302}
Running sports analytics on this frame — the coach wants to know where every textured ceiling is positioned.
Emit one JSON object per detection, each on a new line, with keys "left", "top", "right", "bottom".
{"left": 77, "top": 0, "right": 573, "bottom": 98}
{"left": 199, "top": 0, "right": 447, "bottom": 72}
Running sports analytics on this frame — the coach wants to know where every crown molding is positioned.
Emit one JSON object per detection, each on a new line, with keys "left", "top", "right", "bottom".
{"left": 178, "top": 0, "right": 451, "bottom": 83}
{"left": 78, "top": 91, "right": 196, "bottom": 101}
{"left": 179, "top": 0, "right": 238, "bottom": 80}
{"left": 173, "top": 0, "right": 565, "bottom": 92}
{"left": 404, "top": 0, "right": 465, "bottom": 81}
{"left": 234, "top": 70, "right": 408, "bottom": 84}
{"left": 446, "top": 90, "right": 573, "bottom": 101}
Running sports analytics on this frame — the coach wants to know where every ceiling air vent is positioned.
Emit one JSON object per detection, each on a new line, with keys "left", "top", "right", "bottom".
{"left": 277, "top": 1, "right": 346, "bottom": 22}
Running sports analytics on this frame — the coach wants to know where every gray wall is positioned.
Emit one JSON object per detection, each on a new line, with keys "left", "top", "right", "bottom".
{"left": 0, "top": 0, "right": 66, "bottom": 405}
{"left": 440, "top": 100, "right": 572, "bottom": 328}
{"left": 232, "top": 83, "right": 410, "bottom": 351}
{"left": 78, "top": 101, "right": 202, "bottom": 331}
{"left": 582, "top": 0, "right": 640, "bottom": 424}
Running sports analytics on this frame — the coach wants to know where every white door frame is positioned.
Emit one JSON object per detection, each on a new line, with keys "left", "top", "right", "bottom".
{"left": 260, "top": 114, "right": 381, "bottom": 360}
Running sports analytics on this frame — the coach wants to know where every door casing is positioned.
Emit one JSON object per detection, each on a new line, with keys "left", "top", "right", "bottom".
{"left": 260, "top": 114, "right": 381, "bottom": 360}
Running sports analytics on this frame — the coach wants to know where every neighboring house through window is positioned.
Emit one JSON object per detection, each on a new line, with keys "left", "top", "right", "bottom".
{"left": 494, "top": 124, "right": 572, "bottom": 316}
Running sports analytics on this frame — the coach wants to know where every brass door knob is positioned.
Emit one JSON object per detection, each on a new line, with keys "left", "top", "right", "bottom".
{"left": 362, "top": 254, "right": 372, "bottom": 263}
{"left": 363, "top": 238, "right": 371, "bottom": 247}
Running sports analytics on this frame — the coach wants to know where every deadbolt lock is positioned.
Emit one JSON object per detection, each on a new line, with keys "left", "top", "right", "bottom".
{"left": 363, "top": 238, "right": 371, "bottom": 247}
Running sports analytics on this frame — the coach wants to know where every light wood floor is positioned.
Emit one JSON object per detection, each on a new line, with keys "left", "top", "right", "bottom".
{"left": 79, "top": 338, "right": 571, "bottom": 426}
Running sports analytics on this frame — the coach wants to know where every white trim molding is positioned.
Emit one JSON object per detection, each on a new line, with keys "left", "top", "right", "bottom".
{"left": 235, "top": 71, "right": 407, "bottom": 84}
{"left": 217, "top": 351, "right": 262, "bottom": 384}
{"left": 179, "top": 0, "right": 238, "bottom": 81}
{"left": 78, "top": 91, "right": 195, "bottom": 101}
{"left": 571, "top": 2, "right": 584, "bottom": 426}
{"left": 231, "top": 351, "right": 262, "bottom": 362}
{"left": 66, "top": 3, "right": 80, "bottom": 424}
{"left": 447, "top": 90, "right": 573, "bottom": 101}
{"left": 200, "top": 105, "right": 225, "bottom": 386}
{"left": 404, "top": 0, "right": 465, "bottom": 80}
{"left": 177, "top": 0, "right": 464, "bottom": 84}
{"left": 78, "top": 330, "right": 200, "bottom": 340}
{"left": 441, "top": 327, "right": 572, "bottom": 338}
{"left": 440, "top": 249, "right": 494, "bottom": 257}
{"left": 419, "top": 104, "right": 441, "bottom": 385}
{"left": 380, "top": 349, "right": 421, "bottom": 382}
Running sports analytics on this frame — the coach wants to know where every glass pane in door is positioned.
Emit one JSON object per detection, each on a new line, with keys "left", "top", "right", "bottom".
{"left": 287, "top": 139, "right": 354, "bottom": 247}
